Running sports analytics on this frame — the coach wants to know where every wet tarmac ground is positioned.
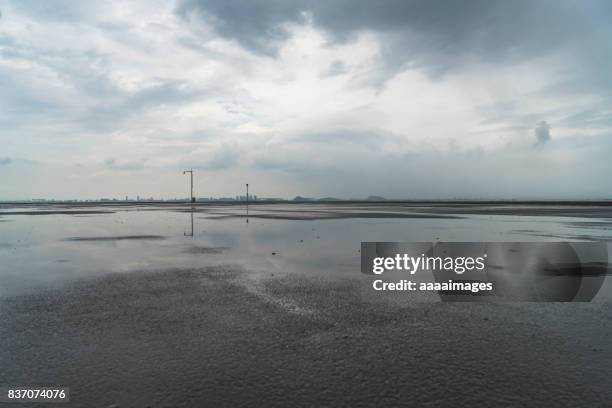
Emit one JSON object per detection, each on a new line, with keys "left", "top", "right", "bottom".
{"left": 1, "top": 202, "right": 611, "bottom": 407}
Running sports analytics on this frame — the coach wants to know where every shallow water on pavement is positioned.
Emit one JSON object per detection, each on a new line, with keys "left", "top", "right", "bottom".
{"left": 1, "top": 203, "right": 612, "bottom": 297}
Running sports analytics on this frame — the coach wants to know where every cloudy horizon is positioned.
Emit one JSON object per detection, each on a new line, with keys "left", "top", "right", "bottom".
{"left": 1, "top": 0, "right": 611, "bottom": 200}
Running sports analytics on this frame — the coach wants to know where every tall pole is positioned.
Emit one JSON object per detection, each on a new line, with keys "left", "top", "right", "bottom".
{"left": 183, "top": 169, "right": 194, "bottom": 203}
{"left": 246, "top": 183, "right": 249, "bottom": 223}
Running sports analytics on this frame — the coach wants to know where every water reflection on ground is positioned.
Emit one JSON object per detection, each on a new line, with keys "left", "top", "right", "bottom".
{"left": 1, "top": 202, "right": 612, "bottom": 297}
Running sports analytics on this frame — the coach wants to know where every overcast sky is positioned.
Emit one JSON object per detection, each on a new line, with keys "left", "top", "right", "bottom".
{"left": 1, "top": 0, "right": 611, "bottom": 200}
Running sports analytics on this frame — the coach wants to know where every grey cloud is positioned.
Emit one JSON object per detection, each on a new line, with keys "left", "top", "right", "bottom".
{"left": 294, "top": 129, "right": 387, "bottom": 147}
{"left": 252, "top": 130, "right": 387, "bottom": 174}
{"left": 5, "top": 1, "right": 96, "bottom": 22}
{"left": 476, "top": 100, "right": 547, "bottom": 129}
{"left": 75, "top": 79, "right": 223, "bottom": 134}
{"left": 70, "top": 70, "right": 204, "bottom": 123}
{"left": 104, "top": 158, "right": 147, "bottom": 171}
{"left": 559, "top": 109, "right": 612, "bottom": 129}
{"left": 0, "top": 8, "right": 223, "bottom": 134}
{"left": 0, "top": 157, "right": 37, "bottom": 166}
{"left": 0, "top": 48, "right": 210, "bottom": 134}
{"left": 177, "top": 0, "right": 307, "bottom": 55}
{"left": 201, "top": 150, "right": 238, "bottom": 171}
{"left": 253, "top": 156, "right": 301, "bottom": 172}
{"left": 0, "top": 66, "right": 60, "bottom": 118}
{"left": 534, "top": 121, "right": 551, "bottom": 145}
{"left": 184, "top": 144, "right": 240, "bottom": 171}
{"left": 253, "top": 154, "right": 332, "bottom": 175}
{"left": 177, "top": 1, "right": 611, "bottom": 78}
{"left": 177, "top": 0, "right": 612, "bottom": 137}
{"left": 322, "top": 60, "right": 348, "bottom": 77}
{"left": 253, "top": 132, "right": 612, "bottom": 199}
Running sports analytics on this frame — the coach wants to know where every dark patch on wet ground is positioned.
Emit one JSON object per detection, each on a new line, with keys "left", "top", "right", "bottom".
{"left": 0, "top": 210, "right": 115, "bottom": 215}
{"left": 64, "top": 235, "right": 166, "bottom": 242}
{"left": 2, "top": 202, "right": 612, "bottom": 220}
{"left": 209, "top": 212, "right": 462, "bottom": 221}
{"left": 179, "top": 203, "right": 612, "bottom": 221}
{"left": 182, "top": 245, "right": 228, "bottom": 254}
{"left": 424, "top": 206, "right": 612, "bottom": 218}
{"left": 564, "top": 221, "right": 612, "bottom": 229}
{"left": 0, "top": 268, "right": 610, "bottom": 407}
{"left": 512, "top": 229, "right": 612, "bottom": 242}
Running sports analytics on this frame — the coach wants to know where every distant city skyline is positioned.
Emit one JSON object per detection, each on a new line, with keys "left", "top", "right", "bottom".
{"left": 1, "top": 1, "right": 611, "bottom": 200}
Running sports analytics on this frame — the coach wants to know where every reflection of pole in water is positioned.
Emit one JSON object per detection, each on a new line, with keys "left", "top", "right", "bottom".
{"left": 184, "top": 210, "right": 194, "bottom": 237}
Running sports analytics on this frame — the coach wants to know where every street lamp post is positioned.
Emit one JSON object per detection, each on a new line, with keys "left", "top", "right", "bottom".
{"left": 245, "top": 183, "right": 249, "bottom": 223}
{"left": 183, "top": 169, "right": 194, "bottom": 203}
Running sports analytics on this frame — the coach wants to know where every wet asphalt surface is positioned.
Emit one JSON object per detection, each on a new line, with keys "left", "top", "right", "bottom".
{"left": 1, "top": 267, "right": 611, "bottom": 407}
